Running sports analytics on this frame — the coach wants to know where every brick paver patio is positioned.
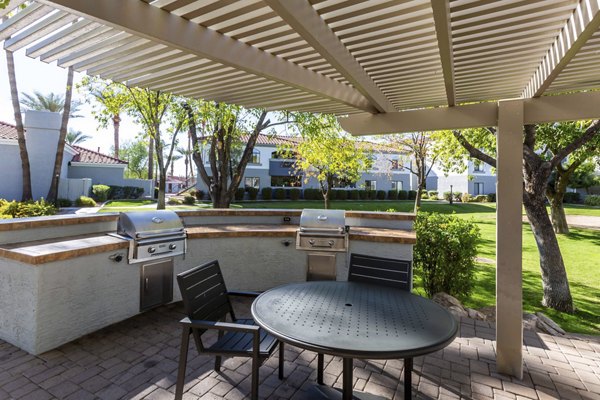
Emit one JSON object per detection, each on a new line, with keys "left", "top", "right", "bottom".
{"left": 0, "top": 299, "right": 598, "bottom": 400}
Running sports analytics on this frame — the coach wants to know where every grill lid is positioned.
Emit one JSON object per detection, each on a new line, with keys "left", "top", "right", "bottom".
{"left": 299, "top": 209, "right": 345, "bottom": 232}
{"left": 117, "top": 210, "right": 185, "bottom": 239}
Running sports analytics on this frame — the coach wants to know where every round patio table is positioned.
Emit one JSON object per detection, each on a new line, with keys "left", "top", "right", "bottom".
{"left": 251, "top": 281, "right": 458, "bottom": 400}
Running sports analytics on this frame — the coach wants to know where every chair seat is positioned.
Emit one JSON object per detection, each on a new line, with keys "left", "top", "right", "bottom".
{"left": 207, "top": 319, "right": 278, "bottom": 356}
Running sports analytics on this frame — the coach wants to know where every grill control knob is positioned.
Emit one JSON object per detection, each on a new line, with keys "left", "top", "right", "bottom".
{"left": 148, "top": 247, "right": 156, "bottom": 254}
{"left": 308, "top": 239, "right": 315, "bottom": 245}
{"left": 169, "top": 243, "right": 177, "bottom": 250}
{"left": 328, "top": 240, "right": 334, "bottom": 247}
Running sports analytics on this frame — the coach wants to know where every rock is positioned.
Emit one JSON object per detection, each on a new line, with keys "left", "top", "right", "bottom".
{"left": 467, "top": 308, "right": 486, "bottom": 320}
{"left": 448, "top": 305, "right": 468, "bottom": 319}
{"left": 433, "top": 292, "right": 465, "bottom": 311}
{"left": 535, "top": 312, "right": 566, "bottom": 335}
{"left": 522, "top": 313, "right": 539, "bottom": 331}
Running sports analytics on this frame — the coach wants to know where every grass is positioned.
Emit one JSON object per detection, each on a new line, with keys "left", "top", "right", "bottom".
{"left": 100, "top": 198, "right": 599, "bottom": 334}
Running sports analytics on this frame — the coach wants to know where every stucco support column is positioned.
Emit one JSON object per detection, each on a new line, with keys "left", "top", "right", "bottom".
{"left": 496, "top": 99, "right": 523, "bottom": 378}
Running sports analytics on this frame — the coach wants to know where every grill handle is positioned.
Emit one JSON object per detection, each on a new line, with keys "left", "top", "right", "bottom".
{"left": 317, "top": 215, "right": 328, "bottom": 221}
{"left": 308, "top": 239, "right": 335, "bottom": 248}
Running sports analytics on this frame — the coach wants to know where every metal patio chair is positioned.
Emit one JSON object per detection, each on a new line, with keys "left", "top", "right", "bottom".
{"left": 174, "top": 260, "right": 284, "bottom": 400}
{"left": 316, "top": 253, "right": 413, "bottom": 385}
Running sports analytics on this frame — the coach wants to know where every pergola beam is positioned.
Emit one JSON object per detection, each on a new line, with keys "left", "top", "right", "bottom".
{"left": 430, "top": 0, "right": 455, "bottom": 106}
{"left": 264, "top": 0, "right": 395, "bottom": 113}
{"left": 37, "top": 0, "right": 377, "bottom": 113}
{"left": 340, "top": 91, "right": 600, "bottom": 135}
{"left": 522, "top": 0, "right": 600, "bottom": 98}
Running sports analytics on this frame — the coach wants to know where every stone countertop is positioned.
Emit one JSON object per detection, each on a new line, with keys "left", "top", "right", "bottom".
{"left": 0, "top": 224, "right": 415, "bottom": 265}
{"left": 186, "top": 224, "right": 416, "bottom": 243}
{"left": 0, "top": 234, "right": 128, "bottom": 265}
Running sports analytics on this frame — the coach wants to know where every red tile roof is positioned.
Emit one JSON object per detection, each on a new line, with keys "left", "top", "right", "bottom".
{"left": 70, "top": 146, "right": 128, "bottom": 165}
{"left": 0, "top": 121, "right": 19, "bottom": 140}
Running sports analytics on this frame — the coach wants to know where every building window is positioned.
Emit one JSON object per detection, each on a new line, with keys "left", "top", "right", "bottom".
{"left": 473, "top": 160, "right": 484, "bottom": 172}
{"left": 474, "top": 182, "right": 484, "bottom": 195}
{"left": 251, "top": 150, "right": 260, "bottom": 164}
{"left": 365, "top": 180, "right": 376, "bottom": 191}
{"left": 271, "top": 176, "right": 301, "bottom": 187}
{"left": 391, "top": 181, "right": 403, "bottom": 191}
{"left": 390, "top": 159, "right": 402, "bottom": 170}
{"left": 244, "top": 177, "right": 260, "bottom": 189}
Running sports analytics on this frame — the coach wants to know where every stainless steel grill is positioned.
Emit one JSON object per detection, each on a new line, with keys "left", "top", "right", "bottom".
{"left": 116, "top": 210, "right": 187, "bottom": 264}
{"left": 297, "top": 209, "right": 348, "bottom": 281}
{"left": 296, "top": 209, "right": 347, "bottom": 252}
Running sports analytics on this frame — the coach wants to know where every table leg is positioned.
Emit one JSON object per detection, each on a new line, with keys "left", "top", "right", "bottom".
{"left": 318, "top": 353, "right": 324, "bottom": 384}
{"left": 343, "top": 357, "right": 353, "bottom": 400}
{"left": 404, "top": 357, "right": 413, "bottom": 400}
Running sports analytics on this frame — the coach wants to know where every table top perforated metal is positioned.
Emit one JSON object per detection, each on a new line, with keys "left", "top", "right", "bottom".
{"left": 251, "top": 281, "right": 458, "bottom": 399}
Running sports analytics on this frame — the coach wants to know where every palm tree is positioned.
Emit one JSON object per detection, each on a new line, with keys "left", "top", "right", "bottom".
{"left": 20, "top": 90, "right": 82, "bottom": 117}
{"left": 5, "top": 49, "right": 32, "bottom": 201}
{"left": 46, "top": 67, "right": 75, "bottom": 202}
{"left": 66, "top": 129, "right": 91, "bottom": 146}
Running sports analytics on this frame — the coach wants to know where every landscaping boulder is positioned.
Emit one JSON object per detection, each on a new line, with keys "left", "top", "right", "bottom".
{"left": 522, "top": 313, "right": 539, "bottom": 331}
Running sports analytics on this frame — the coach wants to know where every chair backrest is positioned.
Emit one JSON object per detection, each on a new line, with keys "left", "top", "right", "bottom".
{"left": 176, "top": 260, "right": 235, "bottom": 339}
{"left": 348, "top": 253, "right": 412, "bottom": 291}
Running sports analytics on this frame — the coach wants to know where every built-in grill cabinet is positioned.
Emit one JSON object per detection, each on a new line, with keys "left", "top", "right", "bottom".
{"left": 140, "top": 259, "right": 173, "bottom": 311}
{"left": 114, "top": 211, "right": 186, "bottom": 311}
{"left": 297, "top": 209, "right": 348, "bottom": 281}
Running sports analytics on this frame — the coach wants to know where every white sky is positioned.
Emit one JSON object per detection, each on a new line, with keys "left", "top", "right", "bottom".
{"left": 0, "top": 49, "right": 189, "bottom": 175}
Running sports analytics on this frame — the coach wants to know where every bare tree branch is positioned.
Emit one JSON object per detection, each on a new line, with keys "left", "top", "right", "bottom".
{"left": 550, "top": 120, "right": 600, "bottom": 169}
{"left": 452, "top": 130, "right": 497, "bottom": 168}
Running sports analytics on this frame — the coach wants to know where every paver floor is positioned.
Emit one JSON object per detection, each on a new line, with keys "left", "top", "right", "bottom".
{"left": 0, "top": 299, "right": 598, "bottom": 400}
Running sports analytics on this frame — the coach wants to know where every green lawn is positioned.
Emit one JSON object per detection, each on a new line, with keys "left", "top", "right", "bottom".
{"left": 99, "top": 198, "right": 599, "bottom": 334}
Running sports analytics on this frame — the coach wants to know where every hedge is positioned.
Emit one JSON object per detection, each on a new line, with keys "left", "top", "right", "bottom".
{"left": 108, "top": 185, "right": 144, "bottom": 200}
{"left": 247, "top": 187, "right": 259, "bottom": 201}
{"left": 183, "top": 195, "right": 196, "bottom": 205}
{"left": 274, "top": 188, "right": 286, "bottom": 200}
{"left": 290, "top": 188, "right": 301, "bottom": 200}
{"left": 584, "top": 194, "right": 600, "bottom": 206}
{"left": 234, "top": 187, "right": 245, "bottom": 201}
{"left": 563, "top": 192, "right": 581, "bottom": 204}
{"left": 376, "top": 190, "right": 386, "bottom": 200}
{"left": 92, "top": 184, "right": 111, "bottom": 202}
{"left": 398, "top": 190, "right": 408, "bottom": 200}
{"left": 75, "top": 196, "right": 96, "bottom": 207}
{"left": 387, "top": 190, "right": 398, "bottom": 200}
{"left": 337, "top": 190, "right": 348, "bottom": 200}
{"left": 408, "top": 190, "right": 417, "bottom": 200}
{"left": 348, "top": 190, "right": 359, "bottom": 200}
{"left": 261, "top": 187, "right": 272, "bottom": 200}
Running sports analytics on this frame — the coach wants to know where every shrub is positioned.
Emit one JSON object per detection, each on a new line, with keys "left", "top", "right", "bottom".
{"left": 367, "top": 190, "right": 377, "bottom": 200}
{"left": 348, "top": 189, "right": 359, "bottom": 200}
{"left": 584, "top": 194, "right": 600, "bottom": 206}
{"left": 474, "top": 195, "right": 488, "bottom": 203}
{"left": 398, "top": 190, "right": 408, "bottom": 200}
{"left": 167, "top": 197, "right": 183, "bottom": 205}
{"left": 428, "top": 191, "right": 438, "bottom": 199}
{"left": 387, "top": 190, "right": 398, "bottom": 200}
{"left": 443, "top": 191, "right": 452, "bottom": 201}
{"left": 0, "top": 199, "right": 57, "bottom": 218}
{"left": 563, "top": 192, "right": 581, "bottom": 204}
{"left": 261, "top": 187, "right": 272, "bottom": 200}
{"left": 421, "top": 192, "right": 429, "bottom": 199}
{"left": 336, "top": 190, "right": 348, "bottom": 200}
{"left": 183, "top": 195, "right": 196, "bottom": 205}
{"left": 357, "top": 190, "right": 367, "bottom": 200}
{"left": 92, "top": 184, "right": 111, "bottom": 202}
{"left": 273, "top": 188, "right": 285, "bottom": 200}
{"left": 57, "top": 198, "right": 72, "bottom": 207}
{"left": 290, "top": 188, "right": 301, "bottom": 200}
{"left": 75, "top": 196, "right": 97, "bottom": 207}
{"left": 408, "top": 190, "right": 417, "bottom": 200}
{"left": 414, "top": 212, "right": 480, "bottom": 298}
{"left": 235, "top": 187, "right": 245, "bottom": 201}
{"left": 376, "top": 190, "right": 386, "bottom": 200}
{"left": 329, "top": 190, "right": 338, "bottom": 200}
{"left": 461, "top": 193, "right": 471, "bottom": 203}
{"left": 247, "top": 187, "right": 259, "bottom": 201}
{"left": 194, "top": 189, "right": 205, "bottom": 201}
{"left": 304, "top": 188, "right": 320, "bottom": 200}
{"left": 486, "top": 193, "right": 496, "bottom": 202}
{"left": 108, "top": 185, "right": 144, "bottom": 200}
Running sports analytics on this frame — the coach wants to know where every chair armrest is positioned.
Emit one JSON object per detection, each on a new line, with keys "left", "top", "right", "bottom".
{"left": 227, "top": 290, "right": 261, "bottom": 298}
{"left": 180, "top": 317, "right": 260, "bottom": 334}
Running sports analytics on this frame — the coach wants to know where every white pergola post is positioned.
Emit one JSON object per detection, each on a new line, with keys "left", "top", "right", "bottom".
{"left": 495, "top": 99, "right": 524, "bottom": 378}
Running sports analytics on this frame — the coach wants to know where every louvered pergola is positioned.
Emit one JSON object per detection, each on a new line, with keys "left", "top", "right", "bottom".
{"left": 2, "top": 0, "right": 600, "bottom": 379}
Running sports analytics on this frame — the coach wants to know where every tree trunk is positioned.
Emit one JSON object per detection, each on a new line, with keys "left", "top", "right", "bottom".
{"left": 549, "top": 197, "right": 569, "bottom": 234}
{"left": 47, "top": 66, "right": 74, "bottom": 202}
{"left": 157, "top": 170, "right": 166, "bottom": 210}
{"left": 147, "top": 137, "right": 154, "bottom": 181}
{"left": 523, "top": 194, "right": 574, "bottom": 313}
{"left": 6, "top": 49, "right": 33, "bottom": 201}
{"left": 113, "top": 114, "right": 120, "bottom": 158}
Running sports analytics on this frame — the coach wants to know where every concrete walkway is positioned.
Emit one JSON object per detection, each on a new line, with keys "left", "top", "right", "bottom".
{"left": 0, "top": 300, "right": 598, "bottom": 400}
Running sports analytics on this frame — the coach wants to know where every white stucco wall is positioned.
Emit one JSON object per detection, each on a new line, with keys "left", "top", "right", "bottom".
{"left": 24, "top": 111, "right": 64, "bottom": 200}
{"left": 0, "top": 140, "right": 23, "bottom": 201}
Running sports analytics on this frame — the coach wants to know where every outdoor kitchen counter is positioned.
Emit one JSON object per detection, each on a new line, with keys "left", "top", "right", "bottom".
{"left": 186, "top": 224, "right": 416, "bottom": 243}
{"left": 0, "top": 234, "right": 128, "bottom": 265}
